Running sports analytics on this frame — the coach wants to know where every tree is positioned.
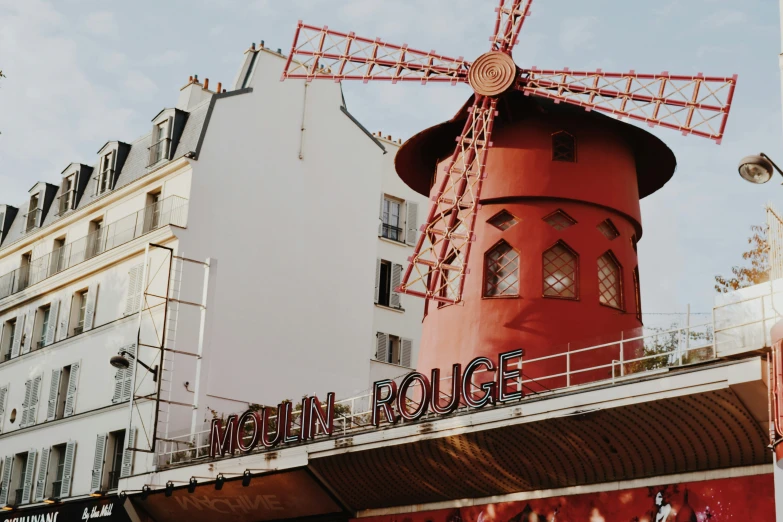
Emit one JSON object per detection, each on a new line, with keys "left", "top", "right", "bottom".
{"left": 714, "top": 224, "right": 768, "bottom": 293}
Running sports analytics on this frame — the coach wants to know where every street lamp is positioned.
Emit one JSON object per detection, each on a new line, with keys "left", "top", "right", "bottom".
{"left": 109, "top": 350, "right": 158, "bottom": 382}
{"left": 738, "top": 153, "right": 783, "bottom": 184}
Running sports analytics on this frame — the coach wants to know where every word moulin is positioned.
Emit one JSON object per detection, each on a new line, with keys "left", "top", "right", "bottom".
{"left": 209, "top": 393, "right": 335, "bottom": 457}
{"left": 372, "top": 349, "right": 524, "bottom": 425}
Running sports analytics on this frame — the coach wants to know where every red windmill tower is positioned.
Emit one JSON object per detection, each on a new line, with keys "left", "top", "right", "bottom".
{"left": 282, "top": 1, "right": 737, "bottom": 379}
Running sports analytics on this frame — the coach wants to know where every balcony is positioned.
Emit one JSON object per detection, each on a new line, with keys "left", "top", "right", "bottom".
{"left": 0, "top": 195, "right": 188, "bottom": 301}
{"left": 25, "top": 209, "right": 41, "bottom": 233}
{"left": 380, "top": 223, "right": 403, "bottom": 242}
{"left": 147, "top": 138, "right": 171, "bottom": 167}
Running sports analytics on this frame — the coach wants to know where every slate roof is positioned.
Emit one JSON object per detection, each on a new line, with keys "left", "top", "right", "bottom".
{"left": 0, "top": 100, "right": 211, "bottom": 252}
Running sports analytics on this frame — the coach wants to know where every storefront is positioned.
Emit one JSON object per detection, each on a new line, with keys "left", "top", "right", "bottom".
{"left": 0, "top": 497, "right": 129, "bottom": 522}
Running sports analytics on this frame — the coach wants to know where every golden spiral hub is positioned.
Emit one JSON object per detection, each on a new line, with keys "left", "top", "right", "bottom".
{"left": 468, "top": 51, "right": 517, "bottom": 97}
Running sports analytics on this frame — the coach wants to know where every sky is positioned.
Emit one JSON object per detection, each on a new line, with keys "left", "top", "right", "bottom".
{"left": 0, "top": 0, "right": 780, "bottom": 330}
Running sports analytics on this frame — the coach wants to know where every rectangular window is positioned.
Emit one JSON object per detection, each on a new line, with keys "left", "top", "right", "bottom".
{"left": 35, "top": 305, "right": 51, "bottom": 350}
{"left": 108, "top": 430, "right": 125, "bottom": 491}
{"left": 98, "top": 153, "right": 113, "bottom": 194}
{"left": 59, "top": 175, "right": 75, "bottom": 215}
{"left": 378, "top": 261, "right": 391, "bottom": 306}
{"left": 153, "top": 124, "right": 168, "bottom": 164}
{"left": 50, "top": 443, "right": 67, "bottom": 499}
{"left": 88, "top": 219, "right": 104, "bottom": 258}
{"left": 75, "top": 291, "right": 88, "bottom": 336}
{"left": 375, "top": 259, "right": 403, "bottom": 309}
{"left": 381, "top": 197, "right": 402, "bottom": 241}
{"left": 1, "top": 319, "right": 15, "bottom": 362}
{"left": 51, "top": 237, "right": 66, "bottom": 275}
{"left": 10, "top": 452, "right": 29, "bottom": 506}
{"left": 25, "top": 195, "right": 40, "bottom": 233}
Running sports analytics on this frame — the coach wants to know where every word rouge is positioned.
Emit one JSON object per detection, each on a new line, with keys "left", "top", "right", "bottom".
{"left": 372, "top": 349, "right": 524, "bottom": 425}
{"left": 209, "top": 394, "right": 335, "bottom": 457}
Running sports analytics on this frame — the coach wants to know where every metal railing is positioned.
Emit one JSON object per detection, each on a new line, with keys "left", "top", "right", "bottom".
{"left": 156, "top": 320, "right": 717, "bottom": 468}
{"left": 0, "top": 195, "right": 188, "bottom": 301}
{"left": 381, "top": 223, "right": 402, "bottom": 242}
{"left": 148, "top": 138, "right": 171, "bottom": 166}
{"left": 58, "top": 192, "right": 74, "bottom": 216}
{"left": 25, "top": 209, "right": 41, "bottom": 233}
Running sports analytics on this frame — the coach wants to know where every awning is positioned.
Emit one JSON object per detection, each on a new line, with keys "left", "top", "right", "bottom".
{"left": 0, "top": 497, "right": 128, "bottom": 522}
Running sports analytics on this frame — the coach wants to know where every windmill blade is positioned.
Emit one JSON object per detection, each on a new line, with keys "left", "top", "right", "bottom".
{"left": 399, "top": 96, "right": 498, "bottom": 304}
{"left": 491, "top": 0, "right": 534, "bottom": 54}
{"left": 282, "top": 22, "right": 471, "bottom": 84}
{"left": 518, "top": 68, "right": 738, "bottom": 142}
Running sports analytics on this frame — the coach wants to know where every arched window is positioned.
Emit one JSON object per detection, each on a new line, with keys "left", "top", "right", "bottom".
{"left": 543, "top": 242, "right": 579, "bottom": 299}
{"left": 597, "top": 251, "right": 623, "bottom": 309}
{"left": 633, "top": 266, "right": 642, "bottom": 322}
{"left": 484, "top": 240, "right": 520, "bottom": 297}
{"left": 552, "top": 131, "right": 576, "bottom": 162}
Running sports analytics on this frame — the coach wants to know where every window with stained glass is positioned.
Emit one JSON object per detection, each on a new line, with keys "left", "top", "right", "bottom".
{"left": 543, "top": 242, "right": 578, "bottom": 299}
{"left": 484, "top": 241, "right": 520, "bottom": 297}
{"left": 597, "top": 252, "right": 622, "bottom": 309}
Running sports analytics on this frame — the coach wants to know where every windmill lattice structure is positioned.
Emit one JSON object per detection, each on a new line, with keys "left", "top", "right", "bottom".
{"left": 281, "top": 0, "right": 737, "bottom": 305}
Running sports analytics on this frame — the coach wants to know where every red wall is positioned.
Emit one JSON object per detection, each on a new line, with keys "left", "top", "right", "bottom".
{"left": 417, "top": 115, "right": 644, "bottom": 386}
{"left": 354, "top": 473, "right": 774, "bottom": 522}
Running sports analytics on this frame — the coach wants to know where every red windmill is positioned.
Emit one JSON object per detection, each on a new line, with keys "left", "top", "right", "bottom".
{"left": 281, "top": 0, "right": 737, "bottom": 309}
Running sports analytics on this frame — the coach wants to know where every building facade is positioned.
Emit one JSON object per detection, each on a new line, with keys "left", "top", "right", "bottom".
{"left": 0, "top": 42, "right": 425, "bottom": 514}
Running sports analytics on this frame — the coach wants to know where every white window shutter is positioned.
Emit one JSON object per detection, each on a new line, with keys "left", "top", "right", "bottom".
{"left": 390, "top": 264, "right": 403, "bottom": 308}
{"left": 405, "top": 201, "right": 419, "bottom": 246}
{"left": 401, "top": 338, "right": 413, "bottom": 368}
{"left": 0, "top": 455, "right": 13, "bottom": 507}
{"left": 376, "top": 332, "right": 388, "bottom": 363}
{"left": 10, "top": 313, "right": 24, "bottom": 358}
{"left": 46, "top": 369, "right": 62, "bottom": 421}
{"left": 20, "top": 379, "right": 32, "bottom": 427}
{"left": 44, "top": 299, "right": 59, "bottom": 346}
{"left": 21, "top": 309, "right": 35, "bottom": 355}
{"left": 63, "top": 362, "right": 80, "bottom": 418}
{"left": 34, "top": 447, "right": 50, "bottom": 502}
{"left": 57, "top": 294, "right": 72, "bottom": 341}
{"left": 84, "top": 282, "right": 99, "bottom": 331}
{"left": 378, "top": 194, "right": 385, "bottom": 236}
{"left": 124, "top": 265, "right": 143, "bottom": 316}
{"left": 374, "top": 259, "right": 382, "bottom": 304}
{"left": 60, "top": 441, "right": 76, "bottom": 497}
{"left": 121, "top": 343, "right": 136, "bottom": 402}
{"left": 90, "top": 434, "right": 108, "bottom": 493}
{"left": 0, "top": 385, "right": 7, "bottom": 433}
{"left": 120, "top": 428, "right": 136, "bottom": 478}
{"left": 27, "top": 374, "right": 43, "bottom": 427}
{"left": 21, "top": 448, "right": 37, "bottom": 504}
{"left": 111, "top": 367, "right": 124, "bottom": 405}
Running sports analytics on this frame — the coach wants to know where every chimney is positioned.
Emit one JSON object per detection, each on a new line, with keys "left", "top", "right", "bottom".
{"left": 177, "top": 73, "right": 214, "bottom": 111}
{"left": 216, "top": 82, "right": 222, "bottom": 93}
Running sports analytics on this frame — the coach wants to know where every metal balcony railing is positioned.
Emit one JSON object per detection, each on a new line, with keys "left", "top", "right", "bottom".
{"left": 25, "top": 209, "right": 41, "bottom": 232}
{"left": 148, "top": 138, "right": 171, "bottom": 166}
{"left": 58, "top": 192, "right": 73, "bottom": 216}
{"left": 0, "top": 195, "right": 188, "bottom": 301}
{"left": 381, "top": 223, "right": 403, "bottom": 242}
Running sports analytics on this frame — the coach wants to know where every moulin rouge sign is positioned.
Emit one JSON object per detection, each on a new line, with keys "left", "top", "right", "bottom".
{"left": 209, "top": 349, "right": 523, "bottom": 458}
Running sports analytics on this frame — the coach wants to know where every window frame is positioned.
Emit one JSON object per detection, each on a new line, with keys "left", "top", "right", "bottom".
{"left": 487, "top": 209, "right": 520, "bottom": 231}
{"left": 597, "top": 250, "right": 624, "bottom": 311}
{"left": 633, "top": 266, "right": 642, "bottom": 322}
{"left": 543, "top": 209, "right": 577, "bottom": 231}
{"left": 482, "top": 239, "right": 521, "bottom": 299}
{"left": 551, "top": 130, "right": 576, "bottom": 162}
{"left": 1, "top": 319, "right": 16, "bottom": 362}
{"left": 542, "top": 240, "right": 580, "bottom": 301}
{"left": 97, "top": 151, "right": 115, "bottom": 195}
{"left": 380, "top": 196, "right": 404, "bottom": 243}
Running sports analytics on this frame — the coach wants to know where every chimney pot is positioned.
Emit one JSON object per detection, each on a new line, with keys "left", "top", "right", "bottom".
{"left": 277, "top": 48, "right": 282, "bottom": 54}
{"left": 188, "top": 75, "right": 193, "bottom": 82}
{"left": 251, "top": 42, "right": 256, "bottom": 50}
{"left": 194, "top": 74, "right": 199, "bottom": 82}
{"left": 204, "top": 78, "right": 209, "bottom": 90}
{"left": 260, "top": 40, "right": 265, "bottom": 48}
{"left": 387, "top": 135, "right": 392, "bottom": 140}
{"left": 216, "top": 82, "right": 222, "bottom": 93}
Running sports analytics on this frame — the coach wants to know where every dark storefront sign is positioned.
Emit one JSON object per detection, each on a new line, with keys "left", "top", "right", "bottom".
{"left": 0, "top": 497, "right": 128, "bottom": 522}
{"left": 132, "top": 469, "right": 344, "bottom": 522}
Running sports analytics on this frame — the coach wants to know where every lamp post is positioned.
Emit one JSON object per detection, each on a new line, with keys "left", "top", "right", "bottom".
{"left": 738, "top": 153, "right": 783, "bottom": 184}
{"left": 109, "top": 350, "right": 158, "bottom": 382}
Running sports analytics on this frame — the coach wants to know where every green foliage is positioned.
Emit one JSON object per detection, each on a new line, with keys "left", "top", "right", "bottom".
{"left": 715, "top": 224, "right": 769, "bottom": 293}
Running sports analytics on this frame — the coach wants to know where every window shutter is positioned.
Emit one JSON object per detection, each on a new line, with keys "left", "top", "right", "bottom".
{"left": 374, "top": 259, "right": 382, "bottom": 304}
{"left": 20, "top": 379, "right": 32, "bottom": 427}
{"left": 111, "top": 367, "right": 124, "bottom": 404}
{"left": 378, "top": 194, "right": 385, "bottom": 236}
{"left": 34, "top": 447, "right": 50, "bottom": 502}
{"left": 376, "top": 332, "right": 388, "bottom": 362}
{"left": 21, "top": 308, "right": 35, "bottom": 355}
{"left": 57, "top": 294, "right": 72, "bottom": 341}
{"left": 120, "top": 428, "right": 136, "bottom": 478}
{"left": 390, "top": 264, "right": 403, "bottom": 308}
{"left": 121, "top": 343, "right": 137, "bottom": 402}
{"left": 124, "top": 265, "right": 143, "bottom": 316}
{"left": 401, "top": 338, "right": 413, "bottom": 368}
{"left": 166, "top": 117, "right": 174, "bottom": 159}
{"left": 0, "top": 456, "right": 13, "bottom": 507}
{"left": 90, "top": 434, "right": 108, "bottom": 493}
{"left": 83, "top": 282, "right": 99, "bottom": 331}
{"left": 46, "top": 368, "right": 62, "bottom": 421}
{"left": 21, "top": 448, "right": 37, "bottom": 504}
{"left": 405, "top": 201, "right": 418, "bottom": 246}
{"left": 0, "top": 385, "right": 7, "bottom": 433}
{"left": 44, "top": 299, "right": 59, "bottom": 346}
{"left": 27, "top": 374, "right": 43, "bottom": 427}
{"left": 60, "top": 441, "right": 76, "bottom": 497}
{"left": 63, "top": 362, "right": 80, "bottom": 418}
{"left": 10, "top": 314, "right": 24, "bottom": 358}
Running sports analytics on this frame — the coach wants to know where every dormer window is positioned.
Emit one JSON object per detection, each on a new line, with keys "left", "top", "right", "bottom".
{"left": 97, "top": 151, "right": 114, "bottom": 195}
{"left": 58, "top": 174, "right": 76, "bottom": 215}
{"left": 148, "top": 120, "right": 171, "bottom": 166}
{"left": 26, "top": 193, "right": 41, "bottom": 232}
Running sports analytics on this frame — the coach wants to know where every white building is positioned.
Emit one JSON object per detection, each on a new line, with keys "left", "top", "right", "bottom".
{"left": 0, "top": 42, "right": 425, "bottom": 513}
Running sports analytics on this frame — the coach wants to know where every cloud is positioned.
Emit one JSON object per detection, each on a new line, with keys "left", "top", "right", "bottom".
{"left": 559, "top": 16, "right": 598, "bottom": 54}
{"left": 701, "top": 9, "right": 747, "bottom": 29}
{"left": 83, "top": 11, "right": 118, "bottom": 36}
{"left": 123, "top": 70, "right": 158, "bottom": 99}
{"left": 144, "top": 49, "right": 186, "bottom": 67}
